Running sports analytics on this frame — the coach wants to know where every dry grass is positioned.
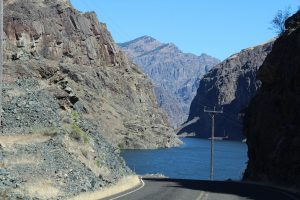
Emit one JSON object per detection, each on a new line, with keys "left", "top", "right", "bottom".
{"left": 0, "top": 135, "right": 52, "bottom": 148}
{"left": 5, "top": 154, "right": 41, "bottom": 166}
{"left": 4, "top": 88, "right": 26, "bottom": 97}
{"left": 25, "top": 180, "right": 61, "bottom": 199}
{"left": 63, "top": 136, "right": 111, "bottom": 178}
{"left": 0, "top": 134, "right": 51, "bottom": 167}
{"left": 68, "top": 175, "right": 141, "bottom": 200}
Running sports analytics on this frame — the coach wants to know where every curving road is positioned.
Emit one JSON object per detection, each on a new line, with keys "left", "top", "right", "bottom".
{"left": 104, "top": 178, "right": 300, "bottom": 200}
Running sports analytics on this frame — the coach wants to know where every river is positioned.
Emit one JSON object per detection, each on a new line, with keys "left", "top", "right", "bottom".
{"left": 121, "top": 138, "right": 248, "bottom": 180}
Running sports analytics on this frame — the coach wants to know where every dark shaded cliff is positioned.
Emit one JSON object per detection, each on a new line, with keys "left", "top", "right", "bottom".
{"left": 119, "top": 36, "right": 220, "bottom": 128}
{"left": 243, "top": 11, "right": 300, "bottom": 190}
{"left": 179, "top": 41, "right": 273, "bottom": 140}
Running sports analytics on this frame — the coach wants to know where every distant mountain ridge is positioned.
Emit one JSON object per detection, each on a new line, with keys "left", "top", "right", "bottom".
{"left": 119, "top": 36, "right": 220, "bottom": 127}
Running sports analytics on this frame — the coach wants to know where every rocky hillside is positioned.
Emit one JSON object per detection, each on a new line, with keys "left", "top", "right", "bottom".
{"left": 243, "top": 11, "right": 300, "bottom": 190}
{"left": 179, "top": 41, "right": 274, "bottom": 140}
{"left": 3, "top": 0, "right": 181, "bottom": 148}
{"left": 0, "top": 0, "right": 181, "bottom": 199}
{"left": 119, "top": 36, "right": 220, "bottom": 128}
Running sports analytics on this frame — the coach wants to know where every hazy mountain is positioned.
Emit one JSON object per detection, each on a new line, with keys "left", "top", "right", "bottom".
{"left": 119, "top": 36, "right": 220, "bottom": 127}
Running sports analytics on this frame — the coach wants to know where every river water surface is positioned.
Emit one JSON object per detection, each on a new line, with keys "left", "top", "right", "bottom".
{"left": 121, "top": 138, "right": 247, "bottom": 180}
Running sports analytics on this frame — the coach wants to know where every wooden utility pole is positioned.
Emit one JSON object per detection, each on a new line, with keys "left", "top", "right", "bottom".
{"left": 204, "top": 106, "right": 223, "bottom": 180}
{"left": 0, "top": 0, "right": 3, "bottom": 127}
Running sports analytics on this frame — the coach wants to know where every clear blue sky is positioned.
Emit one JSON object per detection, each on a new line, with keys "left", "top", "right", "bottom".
{"left": 70, "top": 0, "right": 299, "bottom": 60}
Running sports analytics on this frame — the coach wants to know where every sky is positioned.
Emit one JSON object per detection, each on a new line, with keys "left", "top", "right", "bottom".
{"left": 70, "top": 0, "right": 300, "bottom": 60}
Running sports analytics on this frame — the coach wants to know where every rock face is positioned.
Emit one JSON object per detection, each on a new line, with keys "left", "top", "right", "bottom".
{"left": 3, "top": 0, "right": 180, "bottom": 149}
{"left": 0, "top": 0, "right": 181, "bottom": 198}
{"left": 243, "top": 11, "right": 300, "bottom": 189}
{"left": 179, "top": 41, "right": 274, "bottom": 140}
{"left": 119, "top": 36, "right": 220, "bottom": 128}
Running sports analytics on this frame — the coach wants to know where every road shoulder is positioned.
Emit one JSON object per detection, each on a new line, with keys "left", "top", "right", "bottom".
{"left": 68, "top": 175, "right": 141, "bottom": 200}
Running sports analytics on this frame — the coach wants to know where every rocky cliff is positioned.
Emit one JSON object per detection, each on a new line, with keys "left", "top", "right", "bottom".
{"left": 179, "top": 41, "right": 274, "bottom": 140}
{"left": 119, "top": 36, "right": 220, "bottom": 128}
{"left": 0, "top": 0, "right": 181, "bottom": 198}
{"left": 243, "top": 11, "right": 300, "bottom": 189}
{"left": 3, "top": 0, "right": 180, "bottom": 148}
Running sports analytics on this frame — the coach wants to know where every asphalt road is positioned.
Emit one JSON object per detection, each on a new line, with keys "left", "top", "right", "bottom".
{"left": 104, "top": 178, "right": 300, "bottom": 200}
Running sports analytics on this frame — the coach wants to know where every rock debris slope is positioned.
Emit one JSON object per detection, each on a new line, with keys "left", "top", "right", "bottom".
{"left": 243, "top": 10, "right": 300, "bottom": 190}
{"left": 119, "top": 36, "right": 220, "bottom": 128}
{"left": 0, "top": 0, "right": 181, "bottom": 199}
{"left": 179, "top": 41, "right": 274, "bottom": 140}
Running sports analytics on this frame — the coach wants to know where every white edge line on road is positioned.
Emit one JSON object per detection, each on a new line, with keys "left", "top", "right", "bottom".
{"left": 196, "top": 191, "right": 204, "bottom": 200}
{"left": 108, "top": 177, "right": 145, "bottom": 200}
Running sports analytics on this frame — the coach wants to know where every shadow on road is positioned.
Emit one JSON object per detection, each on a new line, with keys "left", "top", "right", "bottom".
{"left": 143, "top": 178, "right": 300, "bottom": 200}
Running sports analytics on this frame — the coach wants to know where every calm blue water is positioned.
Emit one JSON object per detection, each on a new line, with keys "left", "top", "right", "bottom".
{"left": 121, "top": 138, "right": 248, "bottom": 180}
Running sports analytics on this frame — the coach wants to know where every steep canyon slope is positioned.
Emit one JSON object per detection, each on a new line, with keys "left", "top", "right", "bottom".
{"left": 0, "top": 0, "right": 180, "bottom": 198}
{"left": 179, "top": 41, "right": 274, "bottom": 140}
{"left": 243, "top": 11, "right": 300, "bottom": 190}
{"left": 119, "top": 36, "right": 220, "bottom": 128}
{"left": 3, "top": 0, "right": 180, "bottom": 149}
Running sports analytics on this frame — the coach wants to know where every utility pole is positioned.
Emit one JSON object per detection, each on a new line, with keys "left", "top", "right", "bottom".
{"left": 204, "top": 106, "right": 223, "bottom": 180}
{"left": 0, "top": 0, "right": 3, "bottom": 127}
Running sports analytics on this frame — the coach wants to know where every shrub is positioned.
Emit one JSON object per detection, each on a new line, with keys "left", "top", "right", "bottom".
{"left": 96, "top": 160, "right": 101, "bottom": 168}
{"left": 71, "top": 110, "right": 80, "bottom": 122}
{"left": 64, "top": 123, "right": 90, "bottom": 144}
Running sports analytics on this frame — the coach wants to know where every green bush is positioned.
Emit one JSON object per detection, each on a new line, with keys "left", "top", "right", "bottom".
{"left": 64, "top": 123, "right": 90, "bottom": 144}
{"left": 71, "top": 111, "right": 80, "bottom": 122}
{"left": 96, "top": 160, "right": 101, "bottom": 168}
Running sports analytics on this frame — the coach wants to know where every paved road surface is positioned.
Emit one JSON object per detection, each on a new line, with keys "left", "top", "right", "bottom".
{"left": 104, "top": 178, "right": 300, "bottom": 200}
